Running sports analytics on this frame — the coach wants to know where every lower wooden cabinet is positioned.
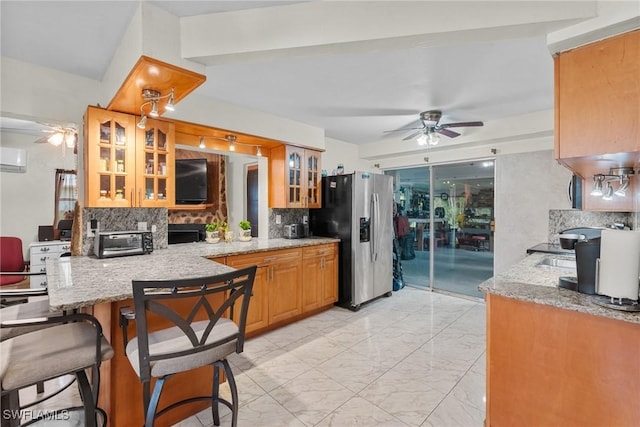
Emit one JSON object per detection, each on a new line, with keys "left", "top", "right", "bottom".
{"left": 302, "top": 244, "right": 338, "bottom": 312}
{"left": 225, "top": 253, "right": 271, "bottom": 334}
{"left": 221, "top": 243, "right": 337, "bottom": 335}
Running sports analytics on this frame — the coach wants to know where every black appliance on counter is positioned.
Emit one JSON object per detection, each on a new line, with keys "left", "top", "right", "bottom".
{"left": 168, "top": 223, "right": 205, "bottom": 244}
{"left": 558, "top": 227, "right": 603, "bottom": 294}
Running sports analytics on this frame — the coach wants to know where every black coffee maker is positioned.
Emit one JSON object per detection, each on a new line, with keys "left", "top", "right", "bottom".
{"left": 558, "top": 228, "right": 603, "bottom": 294}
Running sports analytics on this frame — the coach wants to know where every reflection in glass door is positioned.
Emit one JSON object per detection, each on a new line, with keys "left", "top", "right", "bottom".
{"left": 387, "top": 160, "right": 494, "bottom": 299}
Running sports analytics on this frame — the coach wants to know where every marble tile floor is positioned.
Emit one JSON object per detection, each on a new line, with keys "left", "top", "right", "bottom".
{"left": 24, "top": 287, "right": 487, "bottom": 426}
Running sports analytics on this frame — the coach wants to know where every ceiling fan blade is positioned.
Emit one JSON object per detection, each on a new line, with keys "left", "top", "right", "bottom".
{"left": 402, "top": 130, "right": 423, "bottom": 141}
{"left": 439, "top": 121, "right": 484, "bottom": 128}
{"left": 33, "top": 135, "right": 50, "bottom": 144}
{"left": 384, "top": 126, "right": 424, "bottom": 133}
{"left": 436, "top": 128, "right": 460, "bottom": 138}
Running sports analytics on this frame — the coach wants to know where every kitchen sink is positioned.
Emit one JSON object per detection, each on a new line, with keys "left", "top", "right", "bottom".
{"left": 536, "top": 256, "right": 576, "bottom": 269}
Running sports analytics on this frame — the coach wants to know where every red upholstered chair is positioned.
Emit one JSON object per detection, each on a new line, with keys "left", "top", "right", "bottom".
{"left": 0, "top": 236, "right": 29, "bottom": 288}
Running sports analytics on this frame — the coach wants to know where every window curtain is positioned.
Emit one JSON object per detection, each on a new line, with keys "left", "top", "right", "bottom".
{"left": 53, "top": 169, "right": 77, "bottom": 231}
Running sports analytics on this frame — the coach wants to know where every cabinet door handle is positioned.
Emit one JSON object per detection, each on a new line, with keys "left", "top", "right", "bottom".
{"left": 138, "top": 189, "right": 142, "bottom": 207}
{"left": 40, "top": 247, "right": 50, "bottom": 252}
{"left": 130, "top": 190, "right": 134, "bottom": 207}
{"left": 40, "top": 256, "right": 48, "bottom": 262}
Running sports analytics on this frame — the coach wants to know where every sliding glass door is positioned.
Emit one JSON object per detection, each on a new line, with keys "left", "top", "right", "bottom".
{"left": 387, "top": 160, "right": 494, "bottom": 299}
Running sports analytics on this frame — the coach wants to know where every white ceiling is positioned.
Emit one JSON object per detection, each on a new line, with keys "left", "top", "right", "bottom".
{"left": 3, "top": 0, "right": 605, "bottom": 193}
{"left": 0, "top": 0, "right": 593, "bottom": 148}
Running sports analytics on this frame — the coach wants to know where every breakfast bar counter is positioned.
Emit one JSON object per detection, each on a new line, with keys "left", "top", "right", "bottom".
{"left": 44, "top": 237, "right": 339, "bottom": 427}
{"left": 46, "top": 237, "right": 339, "bottom": 311}
{"left": 480, "top": 252, "right": 640, "bottom": 427}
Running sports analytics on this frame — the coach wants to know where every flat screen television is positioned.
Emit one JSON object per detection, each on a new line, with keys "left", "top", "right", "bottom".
{"left": 175, "top": 158, "right": 208, "bottom": 204}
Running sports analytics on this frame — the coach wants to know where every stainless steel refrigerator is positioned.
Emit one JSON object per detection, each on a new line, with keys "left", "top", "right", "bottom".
{"left": 309, "top": 172, "right": 394, "bottom": 310}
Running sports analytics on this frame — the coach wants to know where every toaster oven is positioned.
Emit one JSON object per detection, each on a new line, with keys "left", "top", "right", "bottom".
{"left": 94, "top": 231, "right": 153, "bottom": 258}
{"left": 284, "top": 223, "right": 307, "bottom": 239}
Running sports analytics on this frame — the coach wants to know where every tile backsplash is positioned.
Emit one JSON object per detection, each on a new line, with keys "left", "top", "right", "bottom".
{"left": 81, "top": 208, "right": 168, "bottom": 256}
{"left": 269, "top": 208, "right": 309, "bottom": 238}
{"left": 548, "top": 209, "right": 634, "bottom": 243}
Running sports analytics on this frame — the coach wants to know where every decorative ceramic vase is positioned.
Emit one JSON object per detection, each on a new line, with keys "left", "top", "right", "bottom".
{"left": 238, "top": 229, "right": 252, "bottom": 242}
{"left": 206, "top": 230, "right": 219, "bottom": 243}
{"left": 224, "top": 231, "right": 234, "bottom": 243}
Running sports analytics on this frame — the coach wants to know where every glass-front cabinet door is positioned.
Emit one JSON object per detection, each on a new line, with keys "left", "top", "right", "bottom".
{"left": 286, "top": 146, "right": 304, "bottom": 207}
{"left": 85, "top": 107, "right": 136, "bottom": 207}
{"left": 305, "top": 149, "right": 321, "bottom": 208}
{"left": 136, "top": 119, "right": 174, "bottom": 207}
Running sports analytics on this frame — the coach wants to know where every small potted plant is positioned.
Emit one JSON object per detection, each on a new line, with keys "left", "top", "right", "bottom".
{"left": 238, "top": 220, "right": 252, "bottom": 241}
{"left": 205, "top": 221, "right": 220, "bottom": 243}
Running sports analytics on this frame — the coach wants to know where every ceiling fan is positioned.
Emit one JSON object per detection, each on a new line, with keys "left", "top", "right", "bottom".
{"left": 0, "top": 116, "right": 78, "bottom": 147}
{"left": 32, "top": 123, "right": 78, "bottom": 147}
{"left": 386, "top": 110, "right": 483, "bottom": 145}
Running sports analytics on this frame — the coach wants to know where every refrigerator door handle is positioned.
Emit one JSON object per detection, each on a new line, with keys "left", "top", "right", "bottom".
{"left": 370, "top": 193, "right": 375, "bottom": 260}
{"left": 373, "top": 193, "right": 380, "bottom": 262}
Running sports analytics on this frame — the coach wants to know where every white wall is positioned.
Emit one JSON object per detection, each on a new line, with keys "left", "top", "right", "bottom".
{"left": 0, "top": 134, "right": 77, "bottom": 257}
{"left": 494, "top": 150, "right": 573, "bottom": 274}
{"left": 323, "top": 137, "right": 374, "bottom": 175}
{"left": 0, "top": 57, "right": 101, "bottom": 256}
{"left": 227, "top": 154, "right": 268, "bottom": 238}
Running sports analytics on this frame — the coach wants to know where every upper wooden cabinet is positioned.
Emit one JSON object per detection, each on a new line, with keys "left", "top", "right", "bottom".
{"left": 554, "top": 30, "right": 639, "bottom": 211}
{"left": 84, "top": 106, "right": 175, "bottom": 207}
{"left": 555, "top": 30, "right": 639, "bottom": 163}
{"left": 269, "top": 145, "right": 322, "bottom": 208}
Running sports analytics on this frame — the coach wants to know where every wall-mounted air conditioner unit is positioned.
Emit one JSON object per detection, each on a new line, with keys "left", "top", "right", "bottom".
{"left": 0, "top": 147, "right": 27, "bottom": 173}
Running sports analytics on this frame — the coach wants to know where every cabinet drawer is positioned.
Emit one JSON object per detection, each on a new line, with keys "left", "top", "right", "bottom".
{"left": 30, "top": 275, "right": 48, "bottom": 289}
{"left": 227, "top": 248, "right": 302, "bottom": 267}
{"left": 30, "top": 253, "right": 61, "bottom": 266}
{"left": 302, "top": 244, "right": 335, "bottom": 259}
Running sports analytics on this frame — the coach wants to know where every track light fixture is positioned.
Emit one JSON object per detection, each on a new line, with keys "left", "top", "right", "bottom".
{"left": 591, "top": 167, "right": 635, "bottom": 201}
{"left": 137, "top": 88, "right": 175, "bottom": 129}
{"left": 197, "top": 133, "right": 263, "bottom": 156}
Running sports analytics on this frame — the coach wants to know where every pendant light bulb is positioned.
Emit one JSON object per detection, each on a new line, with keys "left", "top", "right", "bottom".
{"left": 229, "top": 142, "right": 235, "bottom": 152}
{"left": 137, "top": 115, "right": 147, "bottom": 130}
{"left": 64, "top": 131, "right": 77, "bottom": 148}
{"left": 256, "top": 146, "right": 262, "bottom": 157}
{"left": 149, "top": 100, "right": 159, "bottom": 118}
{"left": 590, "top": 175, "right": 604, "bottom": 196}
{"left": 48, "top": 132, "right": 64, "bottom": 146}
{"left": 199, "top": 137, "right": 205, "bottom": 149}
{"left": 416, "top": 133, "right": 428, "bottom": 146}
{"left": 602, "top": 182, "right": 614, "bottom": 200}
{"left": 427, "top": 131, "right": 440, "bottom": 145}
{"left": 164, "top": 90, "right": 175, "bottom": 112}
{"left": 615, "top": 178, "right": 630, "bottom": 197}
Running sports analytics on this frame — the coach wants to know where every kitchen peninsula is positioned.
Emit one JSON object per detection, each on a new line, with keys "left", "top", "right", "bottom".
{"left": 480, "top": 252, "right": 640, "bottom": 426}
{"left": 45, "top": 237, "right": 339, "bottom": 427}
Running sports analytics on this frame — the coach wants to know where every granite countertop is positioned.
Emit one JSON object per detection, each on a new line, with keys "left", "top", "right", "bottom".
{"left": 479, "top": 252, "right": 640, "bottom": 325}
{"left": 46, "top": 237, "right": 339, "bottom": 311}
